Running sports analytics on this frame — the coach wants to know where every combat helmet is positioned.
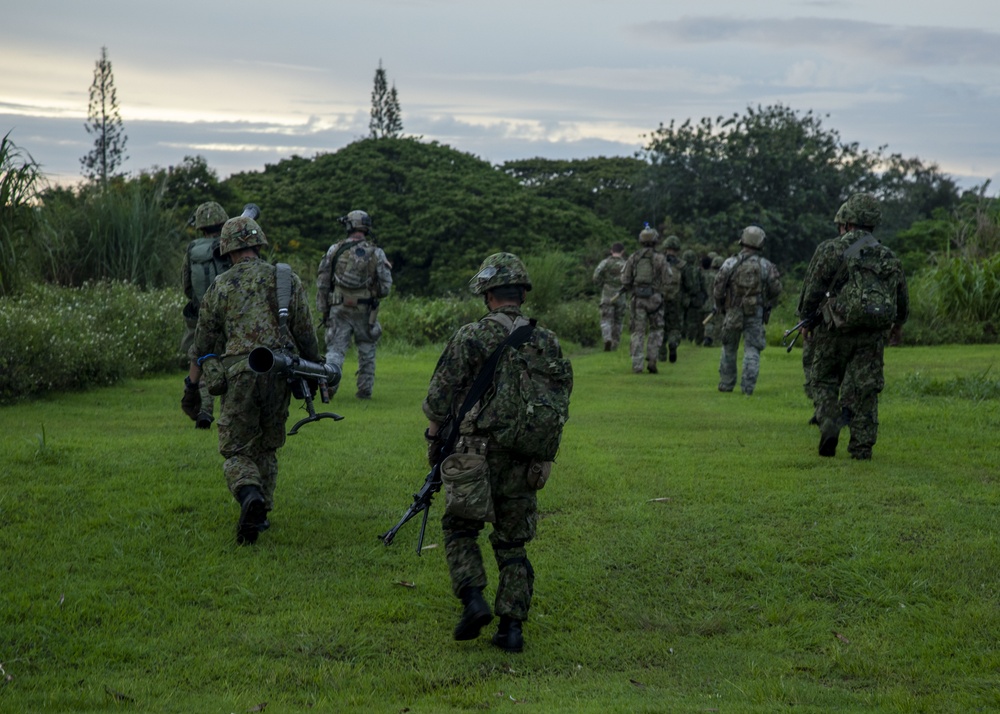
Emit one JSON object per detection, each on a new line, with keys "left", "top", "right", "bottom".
{"left": 638, "top": 224, "right": 659, "bottom": 245}
{"left": 468, "top": 252, "right": 532, "bottom": 295}
{"left": 194, "top": 201, "right": 228, "bottom": 230}
{"left": 341, "top": 210, "right": 372, "bottom": 233}
{"left": 842, "top": 192, "right": 881, "bottom": 228}
{"left": 711, "top": 255, "right": 724, "bottom": 269}
{"left": 739, "top": 225, "right": 766, "bottom": 249}
{"left": 833, "top": 201, "right": 849, "bottom": 226}
{"left": 663, "top": 235, "right": 682, "bottom": 251}
{"left": 219, "top": 216, "right": 268, "bottom": 256}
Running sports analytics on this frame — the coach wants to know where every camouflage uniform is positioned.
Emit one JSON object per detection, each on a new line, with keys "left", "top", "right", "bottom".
{"left": 316, "top": 229, "right": 392, "bottom": 398}
{"left": 713, "top": 229, "right": 782, "bottom": 395}
{"left": 180, "top": 201, "right": 230, "bottom": 425}
{"left": 799, "top": 216, "right": 908, "bottom": 459}
{"left": 423, "top": 303, "right": 565, "bottom": 622}
{"left": 193, "top": 256, "right": 319, "bottom": 511}
{"left": 659, "top": 237, "right": 696, "bottom": 362}
{"left": 701, "top": 256, "right": 723, "bottom": 346}
{"left": 621, "top": 239, "right": 672, "bottom": 373}
{"left": 681, "top": 249, "right": 707, "bottom": 342}
{"left": 592, "top": 252, "right": 626, "bottom": 350}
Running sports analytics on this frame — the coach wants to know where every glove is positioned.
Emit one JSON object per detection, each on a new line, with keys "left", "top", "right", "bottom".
{"left": 425, "top": 428, "right": 441, "bottom": 467}
{"left": 181, "top": 376, "right": 202, "bottom": 420}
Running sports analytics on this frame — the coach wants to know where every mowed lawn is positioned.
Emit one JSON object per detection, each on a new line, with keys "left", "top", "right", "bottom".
{"left": 1, "top": 341, "right": 998, "bottom": 713}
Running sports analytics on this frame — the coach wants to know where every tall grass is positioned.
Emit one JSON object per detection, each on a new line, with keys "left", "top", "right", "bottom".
{"left": 0, "top": 131, "right": 44, "bottom": 296}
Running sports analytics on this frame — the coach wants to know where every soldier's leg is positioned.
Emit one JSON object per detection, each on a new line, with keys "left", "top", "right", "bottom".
{"left": 811, "top": 336, "right": 851, "bottom": 456}
{"left": 599, "top": 303, "right": 614, "bottom": 347}
{"left": 841, "top": 335, "right": 885, "bottom": 459}
{"left": 665, "top": 300, "right": 683, "bottom": 359}
{"left": 611, "top": 301, "right": 625, "bottom": 350}
{"left": 218, "top": 374, "right": 264, "bottom": 497}
{"left": 354, "top": 311, "right": 380, "bottom": 397}
{"left": 443, "top": 514, "right": 488, "bottom": 597}
{"left": 740, "top": 316, "right": 766, "bottom": 395}
{"left": 718, "top": 328, "right": 741, "bottom": 391}
{"left": 629, "top": 305, "right": 648, "bottom": 373}
{"left": 646, "top": 305, "right": 665, "bottom": 371}
{"left": 324, "top": 306, "right": 354, "bottom": 396}
{"left": 257, "top": 374, "right": 290, "bottom": 510}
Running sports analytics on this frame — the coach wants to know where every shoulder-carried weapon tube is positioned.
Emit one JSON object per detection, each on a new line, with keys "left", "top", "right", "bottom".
{"left": 247, "top": 346, "right": 343, "bottom": 434}
{"left": 782, "top": 313, "right": 821, "bottom": 352}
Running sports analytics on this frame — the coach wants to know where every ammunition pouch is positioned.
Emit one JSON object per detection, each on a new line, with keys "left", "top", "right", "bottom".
{"left": 527, "top": 460, "right": 552, "bottom": 490}
{"left": 332, "top": 286, "right": 375, "bottom": 308}
{"left": 200, "top": 354, "right": 248, "bottom": 396}
{"left": 634, "top": 284, "right": 654, "bottom": 299}
{"left": 440, "top": 436, "right": 494, "bottom": 522}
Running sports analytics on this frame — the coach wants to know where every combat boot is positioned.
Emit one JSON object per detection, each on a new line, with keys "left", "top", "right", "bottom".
{"left": 195, "top": 412, "right": 214, "bottom": 429}
{"left": 492, "top": 616, "right": 524, "bottom": 653}
{"left": 647, "top": 361, "right": 658, "bottom": 374}
{"left": 454, "top": 587, "right": 492, "bottom": 640}
{"left": 668, "top": 344, "right": 677, "bottom": 363}
{"left": 235, "top": 486, "right": 267, "bottom": 545}
{"left": 604, "top": 340, "right": 612, "bottom": 352}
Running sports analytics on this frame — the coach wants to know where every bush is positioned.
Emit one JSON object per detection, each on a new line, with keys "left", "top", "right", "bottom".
{"left": 0, "top": 282, "right": 184, "bottom": 402}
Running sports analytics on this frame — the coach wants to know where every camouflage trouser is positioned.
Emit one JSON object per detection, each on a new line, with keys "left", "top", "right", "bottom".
{"left": 324, "top": 304, "right": 382, "bottom": 396}
{"left": 702, "top": 311, "right": 722, "bottom": 344}
{"left": 683, "top": 304, "right": 704, "bottom": 343}
{"left": 658, "top": 298, "right": 684, "bottom": 359}
{"left": 443, "top": 451, "right": 538, "bottom": 621}
{"left": 217, "top": 370, "right": 291, "bottom": 510}
{"left": 599, "top": 297, "right": 626, "bottom": 349}
{"left": 628, "top": 295, "right": 664, "bottom": 372}
{"left": 810, "top": 329, "right": 885, "bottom": 458}
{"left": 718, "top": 310, "right": 767, "bottom": 394}
{"left": 180, "top": 316, "right": 215, "bottom": 418}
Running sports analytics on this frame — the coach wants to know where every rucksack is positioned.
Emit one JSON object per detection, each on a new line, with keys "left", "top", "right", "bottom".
{"left": 188, "top": 238, "right": 230, "bottom": 309}
{"left": 633, "top": 253, "right": 655, "bottom": 297}
{"left": 472, "top": 314, "right": 573, "bottom": 462}
{"left": 662, "top": 260, "right": 680, "bottom": 301}
{"left": 333, "top": 239, "right": 379, "bottom": 291}
{"left": 825, "top": 235, "right": 898, "bottom": 331}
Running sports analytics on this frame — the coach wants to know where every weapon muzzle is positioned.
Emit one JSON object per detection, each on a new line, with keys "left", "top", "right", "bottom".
{"left": 248, "top": 346, "right": 340, "bottom": 385}
{"left": 241, "top": 203, "right": 261, "bottom": 221}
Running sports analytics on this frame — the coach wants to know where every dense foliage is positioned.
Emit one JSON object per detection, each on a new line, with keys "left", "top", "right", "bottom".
{"left": 223, "top": 137, "right": 627, "bottom": 295}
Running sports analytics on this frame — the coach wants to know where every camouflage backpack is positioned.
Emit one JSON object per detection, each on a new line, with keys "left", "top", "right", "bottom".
{"left": 332, "top": 238, "right": 379, "bottom": 291}
{"left": 188, "top": 237, "right": 231, "bottom": 308}
{"left": 823, "top": 234, "right": 898, "bottom": 331}
{"left": 471, "top": 313, "right": 573, "bottom": 462}
{"left": 633, "top": 252, "right": 655, "bottom": 298}
{"left": 730, "top": 254, "right": 764, "bottom": 314}
{"left": 661, "top": 259, "right": 681, "bottom": 301}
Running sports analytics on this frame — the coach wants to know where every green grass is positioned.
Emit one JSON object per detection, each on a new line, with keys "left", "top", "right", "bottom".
{"left": 1, "top": 342, "right": 998, "bottom": 712}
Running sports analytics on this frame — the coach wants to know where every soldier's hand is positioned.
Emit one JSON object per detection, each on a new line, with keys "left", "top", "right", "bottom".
{"left": 181, "top": 376, "right": 202, "bottom": 420}
{"left": 424, "top": 428, "right": 441, "bottom": 467}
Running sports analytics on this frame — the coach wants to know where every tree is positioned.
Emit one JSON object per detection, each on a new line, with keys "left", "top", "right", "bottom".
{"left": 369, "top": 60, "right": 403, "bottom": 139}
{"left": 81, "top": 46, "right": 129, "bottom": 185}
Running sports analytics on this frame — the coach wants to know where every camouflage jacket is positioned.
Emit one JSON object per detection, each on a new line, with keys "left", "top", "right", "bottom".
{"left": 422, "top": 305, "right": 568, "bottom": 428}
{"left": 592, "top": 255, "right": 626, "bottom": 305}
{"left": 799, "top": 229, "right": 909, "bottom": 326}
{"left": 193, "top": 256, "right": 319, "bottom": 362}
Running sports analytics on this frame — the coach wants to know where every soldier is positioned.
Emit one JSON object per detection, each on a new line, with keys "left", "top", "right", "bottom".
{"left": 592, "top": 242, "right": 627, "bottom": 351}
{"left": 713, "top": 226, "right": 783, "bottom": 395}
{"left": 188, "top": 215, "right": 324, "bottom": 544}
{"left": 799, "top": 193, "right": 908, "bottom": 459}
{"left": 180, "top": 201, "right": 230, "bottom": 429}
{"left": 423, "top": 252, "right": 571, "bottom": 653}
{"left": 681, "top": 249, "right": 706, "bottom": 343}
{"left": 659, "top": 235, "right": 694, "bottom": 364}
{"left": 316, "top": 210, "right": 392, "bottom": 399}
{"left": 621, "top": 226, "right": 672, "bottom": 374}
{"left": 699, "top": 255, "right": 721, "bottom": 346}
{"left": 798, "top": 201, "right": 849, "bottom": 424}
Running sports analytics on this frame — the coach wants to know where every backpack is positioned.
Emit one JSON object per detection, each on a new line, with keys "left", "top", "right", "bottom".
{"left": 825, "top": 236, "right": 898, "bottom": 331}
{"left": 633, "top": 253, "right": 655, "bottom": 297}
{"left": 730, "top": 254, "right": 764, "bottom": 314}
{"left": 662, "top": 260, "right": 680, "bottom": 301}
{"left": 333, "top": 239, "right": 379, "bottom": 291}
{"left": 188, "top": 238, "right": 230, "bottom": 309}
{"left": 472, "top": 314, "right": 573, "bottom": 462}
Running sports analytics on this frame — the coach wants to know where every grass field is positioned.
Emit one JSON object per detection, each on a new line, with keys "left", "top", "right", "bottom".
{"left": 1, "top": 340, "right": 998, "bottom": 713}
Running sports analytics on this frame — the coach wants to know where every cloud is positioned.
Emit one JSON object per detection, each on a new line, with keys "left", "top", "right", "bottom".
{"left": 631, "top": 17, "right": 1000, "bottom": 67}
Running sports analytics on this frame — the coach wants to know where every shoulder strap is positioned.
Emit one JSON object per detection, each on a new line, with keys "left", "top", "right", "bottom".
{"left": 827, "top": 233, "right": 878, "bottom": 294}
{"left": 327, "top": 240, "right": 355, "bottom": 286}
{"left": 275, "top": 262, "right": 294, "bottom": 347}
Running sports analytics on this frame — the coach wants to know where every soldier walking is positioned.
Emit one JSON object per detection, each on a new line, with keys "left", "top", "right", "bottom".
{"left": 592, "top": 242, "right": 627, "bottom": 351}
{"left": 621, "top": 226, "right": 672, "bottom": 374}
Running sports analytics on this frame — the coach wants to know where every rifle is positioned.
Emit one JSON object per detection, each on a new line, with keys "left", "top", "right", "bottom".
{"left": 247, "top": 346, "right": 343, "bottom": 434}
{"left": 782, "top": 313, "right": 820, "bottom": 352}
{"left": 379, "top": 417, "right": 456, "bottom": 554}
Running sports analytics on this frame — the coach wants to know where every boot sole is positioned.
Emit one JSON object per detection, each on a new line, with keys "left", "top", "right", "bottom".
{"left": 454, "top": 608, "right": 493, "bottom": 640}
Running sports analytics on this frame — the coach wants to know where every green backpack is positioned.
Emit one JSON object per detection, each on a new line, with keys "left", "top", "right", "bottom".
{"left": 824, "top": 234, "right": 898, "bottom": 331}
{"left": 472, "top": 314, "right": 574, "bottom": 462}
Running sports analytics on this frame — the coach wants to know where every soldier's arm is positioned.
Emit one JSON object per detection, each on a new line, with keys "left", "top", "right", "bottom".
{"left": 290, "top": 274, "right": 321, "bottom": 363}
{"left": 375, "top": 247, "right": 393, "bottom": 297}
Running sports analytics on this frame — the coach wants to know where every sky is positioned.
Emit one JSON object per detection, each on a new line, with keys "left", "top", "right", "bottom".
{"left": 2, "top": 0, "right": 999, "bottom": 193}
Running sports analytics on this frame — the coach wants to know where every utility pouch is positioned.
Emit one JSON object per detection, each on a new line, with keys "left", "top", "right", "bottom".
{"left": 741, "top": 294, "right": 759, "bottom": 316}
{"left": 527, "top": 460, "right": 552, "bottom": 490}
{"left": 200, "top": 356, "right": 228, "bottom": 396}
{"left": 440, "top": 437, "right": 494, "bottom": 522}
{"left": 634, "top": 285, "right": 653, "bottom": 298}
{"left": 821, "top": 296, "right": 845, "bottom": 329}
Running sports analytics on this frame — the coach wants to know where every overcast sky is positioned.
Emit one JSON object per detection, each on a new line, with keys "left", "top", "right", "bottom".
{"left": 2, "top": 0, "right": 999, "bottom": 193}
